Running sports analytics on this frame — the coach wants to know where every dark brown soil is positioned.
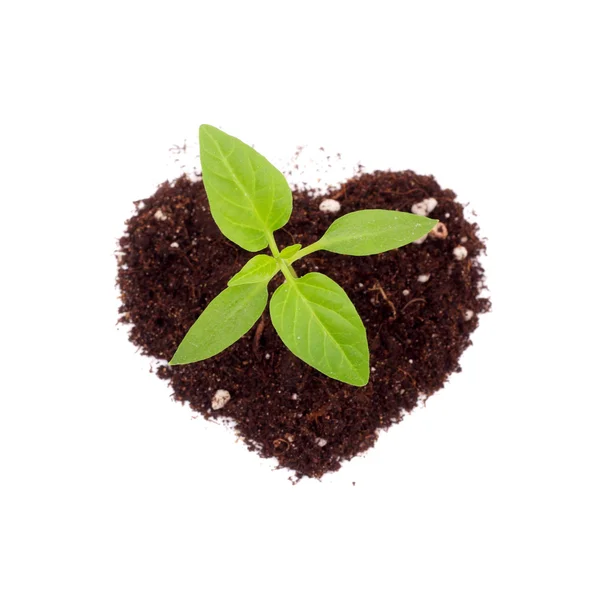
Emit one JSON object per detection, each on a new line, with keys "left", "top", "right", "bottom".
{"left": 116, "top": 170, "right": 490, "bottom": 479}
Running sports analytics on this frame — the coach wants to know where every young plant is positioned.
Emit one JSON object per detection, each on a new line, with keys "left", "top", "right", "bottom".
{"left": 169, "top": 125, "right": 437, "bottom": 386}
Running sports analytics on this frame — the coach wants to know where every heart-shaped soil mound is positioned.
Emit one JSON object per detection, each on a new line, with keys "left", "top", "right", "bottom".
{"left": 116, "top": 170, "right": 490, "bottom": 479}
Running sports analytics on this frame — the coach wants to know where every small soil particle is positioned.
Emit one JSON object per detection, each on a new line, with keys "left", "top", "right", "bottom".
{"left": 453, "top": 245, "right": 469, "bottom": 260}
{"left": 117, "top": 170, "right": 490, "bottom": 479}
{"left": 211, "top": 389, "right": 231, "bottom": 410}
{"left": 411, "top": 197, "right": 438, "bottom": 216}
{"left": 319, "top": 198, "right": 341, "bottom": 213}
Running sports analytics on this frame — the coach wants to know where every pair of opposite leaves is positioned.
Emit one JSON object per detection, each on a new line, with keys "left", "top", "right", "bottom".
{"left": 170, "top": 125, "right": 437, "bottom": 386}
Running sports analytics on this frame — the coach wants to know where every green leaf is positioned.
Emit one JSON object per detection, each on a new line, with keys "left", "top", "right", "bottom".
{"left": 279, "top": 243, "right": 302, "bottom": 260}
{"left": 228, "top": 255, "right": 279, "bottom": 287}
{"left": 314, "top": 209, "right": 438, "bottom": 256}
{"left": 199, "top": 124, "right": 292, "bottom": 252}
{"left": 169, "top": 283, "right": 267, "bottom": 365}
{"left": 270, "top": 272, "right": 369, "bottom": 386}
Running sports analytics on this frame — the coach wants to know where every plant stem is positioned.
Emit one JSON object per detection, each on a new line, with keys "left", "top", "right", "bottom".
{"left": 289, "top": 241, "right": 321, "bottom": 264}
{"left": 279, "top": 258, "right": 298, "bottom": 281}
{"left": 266, "top": 231, "right": 280, "bottom": 258}
{"left": 267, "top": 230, "right": 297, "bottom": 281}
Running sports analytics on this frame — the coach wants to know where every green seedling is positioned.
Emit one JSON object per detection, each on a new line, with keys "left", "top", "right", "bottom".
{"left": 169, "top": 125, "right": 438, "bottom": 386}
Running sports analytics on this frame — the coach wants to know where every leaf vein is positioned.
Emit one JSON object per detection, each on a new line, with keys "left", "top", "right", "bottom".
{"left": 203, "top": 128, "right": 268, "bottom": 232}
{"left": 294, "top": 288, "right": 363, "bottom": 377}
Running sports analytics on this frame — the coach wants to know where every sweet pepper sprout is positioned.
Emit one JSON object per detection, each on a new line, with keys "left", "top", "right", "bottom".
{"left": 169, "top": 125, "right": 437, "bottom": 386}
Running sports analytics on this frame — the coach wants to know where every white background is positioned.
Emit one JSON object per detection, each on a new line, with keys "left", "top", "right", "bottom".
{"left": 1, "top": 1, "right": 599, "bottom": 598}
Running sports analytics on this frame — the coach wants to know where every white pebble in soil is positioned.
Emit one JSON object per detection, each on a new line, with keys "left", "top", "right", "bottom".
{"left": 402, "top": 289, "right": 410, "bottom": 296}
{"left": 453, "top": 245, "right": 468, "bottom": 261}
{"left": 412, "top": 234, "right": 427, "bottom": 245}
{"left": 417, "top": 274, "right": 430, "bottom": 283}
{"left": 211, "top": 389, "right": 231, "bottom": 410}
{"left": 170, "top": 242, "right": 179, "bottom": 248}
{"left": 411, "top": 198, "right": 438, "bottom": 216}
{"left": 464, "top": 309, "right": 474, "bottom": 321}
{"left": 291, "top": 393, "right": 298, "bottom": 400}
{"left": 315, "top": 437, "right": 328, "bottom": 447}
{"left": 154, "top": 209, "right": 168, "bottom": 221}
{"left": 319, "top": 198, "right": 341, "bottom": 213}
